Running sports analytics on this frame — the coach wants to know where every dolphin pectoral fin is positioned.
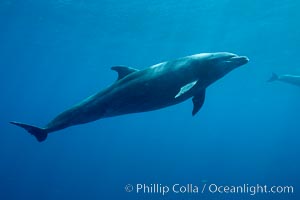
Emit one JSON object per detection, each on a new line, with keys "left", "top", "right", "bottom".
{"left": 10, "top": 121, "right": 48, "bottom": 142}
{"left": 175, "top": 80, "right": 198, "bottom": 98}
{"left": 192, "top": 90, "right": 206, "bottom": 116}
{"left": 111, "top": 66, "right": 139, "bottom": 80}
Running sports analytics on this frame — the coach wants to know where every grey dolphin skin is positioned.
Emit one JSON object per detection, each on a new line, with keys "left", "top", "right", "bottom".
{"left": 268, "top": 73, "right": 300, "bottom": 87}
{"left": 10, "top": 52, "right": 249, "bottom": 142}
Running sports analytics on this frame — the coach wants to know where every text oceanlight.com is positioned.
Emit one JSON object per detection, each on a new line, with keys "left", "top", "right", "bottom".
{"left": 124, "top": 183, "right": 294, "bottom": 196}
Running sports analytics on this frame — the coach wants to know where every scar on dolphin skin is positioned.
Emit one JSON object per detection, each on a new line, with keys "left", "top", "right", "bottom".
{"left": 10, "top": 52, "right": 249, "bottom": 142}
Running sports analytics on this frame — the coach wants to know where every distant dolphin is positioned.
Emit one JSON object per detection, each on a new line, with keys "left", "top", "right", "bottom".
{"left": 268, "top": 73, "right": 300, "bottom": 87}
{"left": 10, "top": 52, "right": 249, "bottom": 142}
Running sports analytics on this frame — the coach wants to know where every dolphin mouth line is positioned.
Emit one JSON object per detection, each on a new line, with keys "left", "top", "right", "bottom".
{"left": 225, "top": 55, "right": 249, "bottom": 64}
{"left": 228, "top": 55, "right": 249, "bottom": 61}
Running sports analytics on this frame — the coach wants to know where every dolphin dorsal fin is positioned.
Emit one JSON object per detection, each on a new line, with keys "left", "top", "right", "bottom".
{"left": 175, "top": 80, "right": 198, "bottom": 98}
{"left": 111, "top": 66, "right": 139, "bottom": 80}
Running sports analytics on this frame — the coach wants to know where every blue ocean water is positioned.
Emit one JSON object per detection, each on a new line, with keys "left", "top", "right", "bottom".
{"left": 0, "top": 0, "right": 299, "bottom": 199}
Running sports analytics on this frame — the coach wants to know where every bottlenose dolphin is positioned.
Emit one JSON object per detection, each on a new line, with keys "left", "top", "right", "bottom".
{"left": 268, "top": 73, "right": 300, "bottom": 87}
{"left": 10, "top": 52, "right": 249, "bottom": 142}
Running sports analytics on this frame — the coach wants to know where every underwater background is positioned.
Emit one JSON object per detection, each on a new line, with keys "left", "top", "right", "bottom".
{"left": 0, "top": 0, "right": 299, "bottom": 199}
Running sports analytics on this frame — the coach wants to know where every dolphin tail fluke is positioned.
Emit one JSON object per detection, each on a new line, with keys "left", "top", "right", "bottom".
{"left": 268, "top": 73, "right": 279, "bottom": 82}
{"left": 10, "top": 121, "right": 48, "bottom": 142}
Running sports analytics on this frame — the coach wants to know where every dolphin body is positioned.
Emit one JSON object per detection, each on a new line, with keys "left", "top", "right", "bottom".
{"left": 10, "top": 52, "right": 249, "bottom": 142}
{"left": 268, "top": 73, "right": 300, "bottom": 87}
